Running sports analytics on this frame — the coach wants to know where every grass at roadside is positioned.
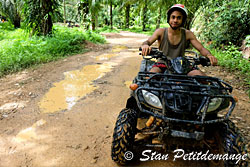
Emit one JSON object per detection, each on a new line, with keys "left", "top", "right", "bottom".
{"left": 96, "top": 26, "right": 120, "bottom": 33}
{"left": 0, "top": 23, "right": 106, "bottom": 77}
{"left": 120, "top": 24, "right": 169, "bottom": 36}
{"left": 121, "top": 26, "right": 154, "bottom": 36}
{"left": 95, "top": 23, "right": 169, "bottom": 35}
{"left": 210, "top": 46, "right": 250, "bottom": 97}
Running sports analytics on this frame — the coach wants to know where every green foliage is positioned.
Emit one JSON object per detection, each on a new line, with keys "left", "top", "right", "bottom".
{"left": 122, "top": 26, "right": 154, "bottom": 35}
{"left": 120, "top": 23, "right": 169, "bottom": 36}
{"left": 194, "top": 0, "right": 250, "bottom": 47}
{"left": 78, "top": 0, "right": 102, "bottom": 30}
{"left": 96, "top": 26, "right": 120, "bottom": 33}
{"left": 0, "top": 0, "right": 23, "bottom": 28}
{"left": 192, "top": 0, "right": 250, "bottom": 96}
{"left": 245, "top": 35, "right": 250, "bottom": 47}
{"left": 62, "top": 0, "right": 79, "bottom": 23}
{"left": 211, "top": 45, "right": 250, "bottom": 97}
{"left": 0, "top": 23, "right": 105, "bottom": 76}
{"left": 0, "top": 21, "right": 15, "bottom": 30}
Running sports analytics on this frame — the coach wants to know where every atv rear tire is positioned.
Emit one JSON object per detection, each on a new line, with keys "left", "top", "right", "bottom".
{"left": 111, "top": 108, "right": 138, "bottom": 165}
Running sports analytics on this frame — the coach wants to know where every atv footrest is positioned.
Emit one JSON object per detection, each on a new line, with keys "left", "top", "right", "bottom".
{"left": 171, "top": 130, "right": 204, "bottom": 140}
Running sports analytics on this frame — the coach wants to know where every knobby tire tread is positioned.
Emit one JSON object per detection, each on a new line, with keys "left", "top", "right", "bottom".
{"left": 111, "top": 108, "right": 137, "bottom": 165}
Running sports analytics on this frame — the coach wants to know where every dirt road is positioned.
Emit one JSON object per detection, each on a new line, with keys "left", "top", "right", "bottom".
{"left": 0, "top": 32, "right": 249, "bottom": 167}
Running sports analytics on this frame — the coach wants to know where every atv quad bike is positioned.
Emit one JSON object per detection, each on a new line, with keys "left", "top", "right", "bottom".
{"left": 111, "top": 48, "right": 249, "bottom": 166}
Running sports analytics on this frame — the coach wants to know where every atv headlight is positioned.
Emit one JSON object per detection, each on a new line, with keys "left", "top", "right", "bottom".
{"left": 142, "top": 90, "right": 162, "bottom": 109}
{"left": 207, "top": 98, "right": 223, "bottom": 112}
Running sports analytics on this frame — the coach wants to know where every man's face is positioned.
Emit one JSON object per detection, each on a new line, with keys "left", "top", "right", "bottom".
{"left": 169, "top": 11, "right": 183, "bottom": 30}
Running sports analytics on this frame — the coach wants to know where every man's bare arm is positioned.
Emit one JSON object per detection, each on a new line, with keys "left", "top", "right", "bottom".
{"left": 141, "top": 28, "right": 163, "bottom": 56}
{"left": 187, "top": 31, "right": 218, "bottom": 65}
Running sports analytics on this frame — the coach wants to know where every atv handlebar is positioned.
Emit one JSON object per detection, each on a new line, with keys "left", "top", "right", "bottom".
{"left": 196, "top": 56, "right": 211, "bottom": 67}
{"left": 139, "top": 47, "right": 211, "bottom": 67}
{"left": 139, "top": 47, "right": 165, "bottom": 60}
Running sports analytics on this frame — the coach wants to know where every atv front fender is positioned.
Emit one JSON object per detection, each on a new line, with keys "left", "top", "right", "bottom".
{"left": 126, "top": 96, "right": 139, "bottom": 111}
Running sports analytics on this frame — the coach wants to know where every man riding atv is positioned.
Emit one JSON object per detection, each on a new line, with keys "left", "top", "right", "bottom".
{"left": 111, "top": 4, "right": 249, "bottom": 167}
{"left": 141, "top": 4, "right": 218, "bottom": 76}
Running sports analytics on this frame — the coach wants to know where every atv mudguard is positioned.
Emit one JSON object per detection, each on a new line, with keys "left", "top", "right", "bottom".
{"left": 126, "top": 96, "right": 139, "bottom": 111}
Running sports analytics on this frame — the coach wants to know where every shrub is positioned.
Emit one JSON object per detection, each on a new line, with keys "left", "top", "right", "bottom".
{"left": 211, "top": 45, "right": 250, "bottom": 97}
{"left": 194, "top": 0, "right": 250, "bottom": 47}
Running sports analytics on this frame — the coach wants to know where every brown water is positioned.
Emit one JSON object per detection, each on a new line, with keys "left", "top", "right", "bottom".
{"left": 39, "top": 62, "right": 117, "bottom": 113}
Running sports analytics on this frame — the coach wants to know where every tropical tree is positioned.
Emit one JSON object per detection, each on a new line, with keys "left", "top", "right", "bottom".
{"left": 103, "top": 0, "right": 115, "bottom": 29}
{"left": 23, "top": 0, "right": 62, "bottom": 36}
{"left": 78, "top": 0, "right": 90, "bottom": 29}
{"left": 78, "top": 0, "right": 101, "bottom": 30}
{"left": 142, "top": 0, "right": 148, "bottom": 31}
{"left": 115, "top": 0, "right": 131, "bottom": 29}
{"left": 62, "top": 0, "right": 80, "bottom": 23}
{"left": 63, "top": 0, "right": 66, "bottom": 23}
{"left": 0, "top": 0, "right": 23, "bottom": 28}
{"left": 110, "top": 0, "right": 115, "bottom": 29}
{"left": 148, "top": 0, "right": 171, "bottom": 29}
{"left": 119, "top": 0, "right": 146, "bottom": 28}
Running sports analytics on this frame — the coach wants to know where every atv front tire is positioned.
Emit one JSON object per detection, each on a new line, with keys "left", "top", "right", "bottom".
{"left": 111, "top": 108, "right": 138, "bottom": 165}
{"left": 208, "top": 120, "right": 249, "bottom": 167}
{"left": 222, "top": 120, "right": 249, "bottom": 167}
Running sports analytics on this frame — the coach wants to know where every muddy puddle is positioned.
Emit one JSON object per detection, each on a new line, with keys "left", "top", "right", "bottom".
{"left": 39, "top": 45, "right": 130, "bottom": 113}
{"left": 14, "top": 119, "right": 46, "bottom": 142}
{"left": 39, "top": 62, "right": 117, "bottom": 113}
{"left": 96, "top": 53, "right": 118, "bottom": 61}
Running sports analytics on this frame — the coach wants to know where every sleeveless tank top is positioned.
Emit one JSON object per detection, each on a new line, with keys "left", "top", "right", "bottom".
{"left": 158, "top": 28, "right": 186, "bottom": 62}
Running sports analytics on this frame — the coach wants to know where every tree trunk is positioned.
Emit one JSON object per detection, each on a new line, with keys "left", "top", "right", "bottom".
{"left": 95, "top": 14, "right": 98, "bottom": 29}
{"left": 81, "top": 2, "right": 89, "bottom": 30}
{"left": 42, "top": 12, "right": 53, "bottom": 35}
{"left": 184, "top": 14, "right": 192, "bottom": 30}
{"left": 91, "top": 14, "right": 95, "bottom": 31}
{"left": 110, "top": 1, "right": 113, "bottom": 29}
{"left": 13, "top": 12, "right": 21, "bottom": 28}
{"left": 41, "top": 0, "right": 53, "bottom": 35}
{"left": 125, "top": 4, "right": 130, "bottom": 29}
{"left": 125, "top": 4, "right": 130, "bottom": 28}
{"left": 12, "top": 5, "right": 21, "bottom": 28}
{"left": 246, "top": 1, "right": 250, "bottom": 35}
{"left": 142, "top": 0, "right": 148, "bottom": 31}
{"left": 48, "top": 13, "right": 53, "bottom": 34}
{"left": 13, "top": 20, "right": 21, "bottom": 28}
{"left": 156, "top": 7, "right": 162, "bottom": 29}
{"left": 63, "top": 0, "right": 66, "bottom": 24}
{"left": 83, "top": 13, "right": 87, "bottom": 29}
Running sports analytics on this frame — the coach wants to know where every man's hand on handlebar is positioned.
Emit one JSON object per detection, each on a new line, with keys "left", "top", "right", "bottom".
{"left": 207, "top": 55, "right": 218, "bottom": 66}
{"left": 141, "top": 44, "right": 152, "bottom": 56}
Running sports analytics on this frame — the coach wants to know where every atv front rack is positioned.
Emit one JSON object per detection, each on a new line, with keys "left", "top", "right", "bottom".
{"left": 137, "top": 72, "right": 233, "bottom": 91}
{"left": 134, "top": 72, "right": 236, "bottom": 124}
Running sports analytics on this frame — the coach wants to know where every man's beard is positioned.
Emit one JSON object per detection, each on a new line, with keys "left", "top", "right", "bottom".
{"left": 170, "top": 24, "right": 181, "bottom": 30}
